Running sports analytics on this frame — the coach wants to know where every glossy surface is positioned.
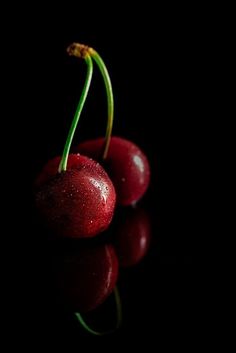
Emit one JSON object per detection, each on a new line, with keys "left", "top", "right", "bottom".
{"left": 35, "top": 154, "right": 88, "bottom": 188}
{"left": 75, "top": 136, "right": 150, "bottom": 205}
{"left": 54, "top": 245, "right": 118, "bottom": 312}
{"left": 18, "top": 23, "right": 197, "bottom": 345}
{"left": 113, "top": 208, "right": 151, "bottom": 267}
{"left": 35, "top": 154, "right": 116, "bottom": 238}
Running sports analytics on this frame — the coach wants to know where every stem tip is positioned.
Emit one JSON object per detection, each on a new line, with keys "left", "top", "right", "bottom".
{"left": 67, "top": 43, "right": 90, "bottom": 59}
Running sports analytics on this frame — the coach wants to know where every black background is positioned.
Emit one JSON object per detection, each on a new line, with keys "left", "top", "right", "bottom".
{"left": 4, "top": 6, "right": 215, "bottom": 349}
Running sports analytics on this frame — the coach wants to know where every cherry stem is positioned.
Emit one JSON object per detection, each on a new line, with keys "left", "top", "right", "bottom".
{"left": 75, "top": 286, "right": 122, "bottom": 336}
{"left": 88, "top": 48, "right": 114, "bottom": 159}
{"left": 58, "top": 55, "right": 93, "bottom": 173}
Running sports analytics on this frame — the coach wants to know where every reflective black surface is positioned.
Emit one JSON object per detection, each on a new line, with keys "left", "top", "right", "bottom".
{"left": 10, "top": 12, "right": 202, "bottom": 348}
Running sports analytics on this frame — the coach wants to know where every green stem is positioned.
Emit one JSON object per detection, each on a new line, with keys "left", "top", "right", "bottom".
{"left": 75, "top": 286, "right": 122, "bottom": 336}
{"left": 89, "top": 49, "right": 114, "bottom": 159}
{"left": 58, "top": 56, "right": 93, "bottom": 173}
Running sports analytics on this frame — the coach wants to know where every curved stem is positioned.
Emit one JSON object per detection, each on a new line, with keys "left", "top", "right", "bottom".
{"left": 75, "top": 286, "right": 122, "bottom": 336}
{"left": 58, "top": 56, "right": 93, "bottom": 173}
{"left": 89, "top": 48, "right": 114, "bottom": 159}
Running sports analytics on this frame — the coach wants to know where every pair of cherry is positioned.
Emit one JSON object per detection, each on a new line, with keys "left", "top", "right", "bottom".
{"left": 35, "top": 43, "right": 150, "bottom": 239}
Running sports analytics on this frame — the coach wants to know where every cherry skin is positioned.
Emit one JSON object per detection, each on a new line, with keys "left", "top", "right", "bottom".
{"left": 54, "top": 244, "right": 118, "bottom": 312}
{"left": 113, "top": 208, "right": 151, "bottom": 267}
{"left": 35, "top": 154, "right": 116, "bottom": 238}
{"left": 75, "top": 136, "right": 150, "bottom": 206}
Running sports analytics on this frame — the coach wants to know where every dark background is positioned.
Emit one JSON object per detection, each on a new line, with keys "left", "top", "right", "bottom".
{"left": 4, "top": 6, "right": 216, "bottom": 349}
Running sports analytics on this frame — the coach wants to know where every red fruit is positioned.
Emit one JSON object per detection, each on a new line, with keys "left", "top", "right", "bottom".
{"left": 35, "top": 154, "right": 116, "bottom": 238}
{"left": 75, "top": 136, "right": 150, "bottom": 206}
{"left": 113, "top": 208, "right": 151, "bottom": 267}
{"left": 35, "top": 154, "right": 83, "bottom": 188}
{"left": 55, "top": 244, "right": 118, "bottom": 312}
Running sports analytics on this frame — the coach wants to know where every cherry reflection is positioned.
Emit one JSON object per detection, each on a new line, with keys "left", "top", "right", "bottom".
{"left": 113, "top": 207, "right": 151, "bottom": 267}
{"left": 54, "top": 244, "right": 118, "bottom": 313}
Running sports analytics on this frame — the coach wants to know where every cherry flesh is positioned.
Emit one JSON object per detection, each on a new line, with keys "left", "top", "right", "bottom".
{"left": 35, "top": 154, "right": 116, "bottom": 238}
{"left": 75, "top": 136, "right": 150, "bottom": 206}
{"left": 54, "top": 244, "right": 118, "bottom": 312}
{"left": 113, "top": 208, "right": 151, "bottom": 267}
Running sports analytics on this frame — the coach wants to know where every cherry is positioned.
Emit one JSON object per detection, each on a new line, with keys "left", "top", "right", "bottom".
{"left": 35, "top": 154, "right": 116, "bottom": 238}
{"left": 54, "top": 244, "right": 118, "bottom": 312}
{"left": 35, "top": 45, "right": 117, "bottom": 238}
{"left": 113, "top": 208, "right": 151, "bottom": 267}
{"left": 75, "top": 136, "right": 150, "bottom": 205}
{"left": 35, "top": 154, "right": 83, "bottom": 188}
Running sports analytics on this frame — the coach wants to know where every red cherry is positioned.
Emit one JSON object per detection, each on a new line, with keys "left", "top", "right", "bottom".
{"left": 55, "top": 244, "right": 118, "bottom": 312}
{"left": 35, "top": 154, "right": 116, "bottom": 238}
{"left": 35, "top": 154, "right": 83, "bottom": 188}
{"left": 113, "top": 208, "right": 151, "bottom": 267}
{"left": 75, "top": 136, "right": 150, "bottom": 206}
